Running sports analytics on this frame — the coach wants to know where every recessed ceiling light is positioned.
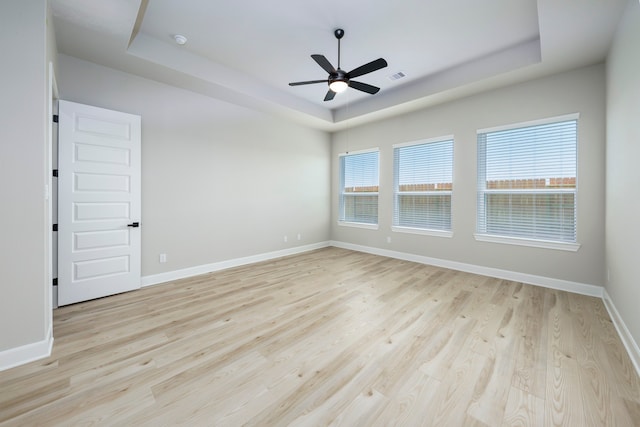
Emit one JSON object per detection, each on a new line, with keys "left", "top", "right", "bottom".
{"left": 173, "top": 34, "right": 187, "bottom": 45}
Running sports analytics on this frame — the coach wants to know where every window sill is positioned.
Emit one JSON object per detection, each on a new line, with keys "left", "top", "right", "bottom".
{"left": 337, "top": 221, "right": 379, "bottom": 230}
{"left": 392, "top": 226, "right": 453, "bottom": 238}
{"left": 473, "top": 233, "right": 581, "bottom": 252}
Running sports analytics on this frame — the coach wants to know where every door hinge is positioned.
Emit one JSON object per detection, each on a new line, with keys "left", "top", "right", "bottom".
{"left": 52, "top": 169, "right": 58, "bottom": 177}
{"left": 52, "top": 278, "right": 57, "bottom": 287}
{"left": 53, "top": 114, "right": 59, "bottom": 123}
{"left": 53, "top": 224, "right": 58, "bottom": 232}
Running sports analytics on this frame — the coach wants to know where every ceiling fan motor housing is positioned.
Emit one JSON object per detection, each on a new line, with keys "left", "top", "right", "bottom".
{"left": 330, "top": 69, "right": 348, "bottom": 83}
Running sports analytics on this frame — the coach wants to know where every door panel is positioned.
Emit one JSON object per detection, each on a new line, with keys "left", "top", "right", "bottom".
{"left": 74, "top": 173, "right": 131, "bottom": 192}
{"left": 74, "top": 230, "right": 130, "bottom": 251}
{"left": 75, "top": 143, "right": 130, "bottom": 165}
{"left": 58, "top": 100, "right": 141, "bottom": 306}
{"left": 74, "top": 256, "right": 130, "bottom": 281}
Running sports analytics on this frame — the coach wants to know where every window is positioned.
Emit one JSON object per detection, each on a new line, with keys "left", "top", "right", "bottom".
{"left": 339, "top": 149, "right": 379, "bottom": 226}
{"left": 476, "top": 114, "right": 578, "bottom": 250}
{"left": 393, "top": 136, "right": 454, "bottom": 235}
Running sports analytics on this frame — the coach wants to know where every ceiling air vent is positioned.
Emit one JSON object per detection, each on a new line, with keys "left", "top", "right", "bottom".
{"left": 388, "top": 71, "right": 406, "bottom": 81}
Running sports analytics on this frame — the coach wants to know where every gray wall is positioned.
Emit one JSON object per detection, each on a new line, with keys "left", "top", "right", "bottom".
{"left": 57, "top": 55, "right": 331, "bottom": 277}
{"left": 331, "top": 64, "right": 606, "bottom": 286}
{"left": 0, "top": 0, "right": 51, "bottom": 352}
{"left": 606, "top": 0, "right": 640, "bottom": 346}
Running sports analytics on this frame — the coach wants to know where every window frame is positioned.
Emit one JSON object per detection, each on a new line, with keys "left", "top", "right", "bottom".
{"left": 475, "top": 113, "right": 581, "bottom": 252}
{"left": 392, "top": 135, "right": 454, "bottom": 238}
{"left": 337, "top": 148, "right": 380, "bottom": 230}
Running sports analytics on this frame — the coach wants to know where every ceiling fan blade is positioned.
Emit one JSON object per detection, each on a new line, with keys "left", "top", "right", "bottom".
{"left": 349, "top": 80, "right": 380, "bottom": 94}
{"left": 311, "top": 54, "right": 336, "bottom": 74}
{"left": 324, "top": 90, "right": 336, "bottom": 101}
{"left": 289, "top": 80, "right": 329, "bottom": 86}
{"left": 347, "top": 58, "right": 388, "bottom": 79}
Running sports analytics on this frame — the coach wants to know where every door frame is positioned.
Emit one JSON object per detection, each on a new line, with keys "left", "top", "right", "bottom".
{"left": 47, "top": 61, "right": 58, "bottom": 315}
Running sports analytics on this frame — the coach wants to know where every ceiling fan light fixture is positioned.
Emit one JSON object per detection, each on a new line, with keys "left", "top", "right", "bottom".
{"left": 329, "top": 80, "right": 349, "bottom": 93}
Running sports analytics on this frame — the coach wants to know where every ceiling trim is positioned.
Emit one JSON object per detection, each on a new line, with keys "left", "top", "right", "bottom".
{"left": 128, "top": 0, "right": 149, "bottom": 48}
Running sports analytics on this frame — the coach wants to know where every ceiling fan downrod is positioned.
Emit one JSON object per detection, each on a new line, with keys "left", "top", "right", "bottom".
{"left": 335, "top": 28, "right": 344, "bottom": 70}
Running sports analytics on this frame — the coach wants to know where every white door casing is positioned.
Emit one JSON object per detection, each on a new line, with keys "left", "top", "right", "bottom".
{"left": 58, "top": 100, "right": 141, "bottom": 306}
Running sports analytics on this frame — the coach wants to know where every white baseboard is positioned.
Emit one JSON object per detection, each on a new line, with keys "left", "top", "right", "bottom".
{"left": 141, "top": 241, "right": 331, "bottom": 287}
{"left": 0, "top": 325, "right": 53, "bottom": 372}
{"left": 603, "top": 290, "right": 640, "bottom": 378}
{"left": 329, "top": 240, "right": 603, "bottom": 297}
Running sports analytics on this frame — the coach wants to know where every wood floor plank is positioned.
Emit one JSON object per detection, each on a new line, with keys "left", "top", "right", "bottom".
{"left": 371, "top": 371, "right": 441, "bottom": 427}
{"left": 544, "top": 290, "right": 587, "bottom": 427}
{"left": 502, "top": 386, "right": 545, "bottom": 426}
{"left": 425, "top": 347, "right": 489, "bottom": 427}
{"left": 511, "top": 284, "right": 548, "bottom": 399}
{"left": 419, "top": 314, "right": 476, "bottom": 381}
{"left": 0, "top": 247, "right": 639, "bottom": 426}
{"left": 466, "top": 304, "right": 520, "bottom": 425}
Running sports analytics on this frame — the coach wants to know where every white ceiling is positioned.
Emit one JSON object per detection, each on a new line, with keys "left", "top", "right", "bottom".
{"left": 51, "top": 0, "right": 627, "bottom": 131}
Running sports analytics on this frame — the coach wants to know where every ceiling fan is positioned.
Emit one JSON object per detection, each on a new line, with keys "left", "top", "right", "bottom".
{"left": 289, "top": 29, "right": 388, "bottom": 101}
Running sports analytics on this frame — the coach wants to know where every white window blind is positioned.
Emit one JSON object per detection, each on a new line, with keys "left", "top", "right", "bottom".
{"left": 477, "top": 116, "right": 577, "bottom": 244}
{"left": 339, "top": 150, "right": 379, "bottom": 225}
{"left": 393, "top": 138, "right": 453, "bottom": 231}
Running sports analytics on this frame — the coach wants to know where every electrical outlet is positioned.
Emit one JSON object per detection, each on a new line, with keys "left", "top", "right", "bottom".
{"left": 159, "top": 253, "right": 167, "bottom": 263}
{"left": 283, "top": 235, "right": 288, "bottom": 243}
{"left": 386, "top": 236, "right": 391, "bottom": 243}
{"left": 297, "top": 233, "right": 301, "bottom": 241}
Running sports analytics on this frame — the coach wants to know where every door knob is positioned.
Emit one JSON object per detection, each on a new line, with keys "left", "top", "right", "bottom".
{"left": 127, "top": 222, "right": 140, "bottom": 228}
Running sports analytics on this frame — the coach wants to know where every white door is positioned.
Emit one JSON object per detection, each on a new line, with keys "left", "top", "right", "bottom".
{"left": 58, "top": 100, "right": 141, "bottom": 306}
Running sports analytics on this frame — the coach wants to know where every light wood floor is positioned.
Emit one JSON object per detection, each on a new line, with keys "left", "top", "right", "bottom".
{"left": 1, "top": 248, "right": 639, "bottom": 426}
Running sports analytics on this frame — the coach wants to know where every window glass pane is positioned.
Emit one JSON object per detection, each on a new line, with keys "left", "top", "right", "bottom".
{"left": 397, "top": 141, "right": 453, "bottom": 189}
{"left": 396, "top": 194, "right": 451, "bottom": 230}
{"left": 342, "top": 194, "right": 379, "bottom": 224}
{"left": 485, "top": 193, "right": 576, "bottom": 241}
{"left": 477, "top": 118, "right": 577, "bottom": 243}
{"left": 394, "top": 139, "right": 453, "bottom": 230}
{"left": 342, "top": 151, "right": 379, "bottom": 192}
{"left": 339, "top": 151, "right": 379, "bottom": 224}
{"left": 485, "top": 121, "right": 576, "bottom": 188}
